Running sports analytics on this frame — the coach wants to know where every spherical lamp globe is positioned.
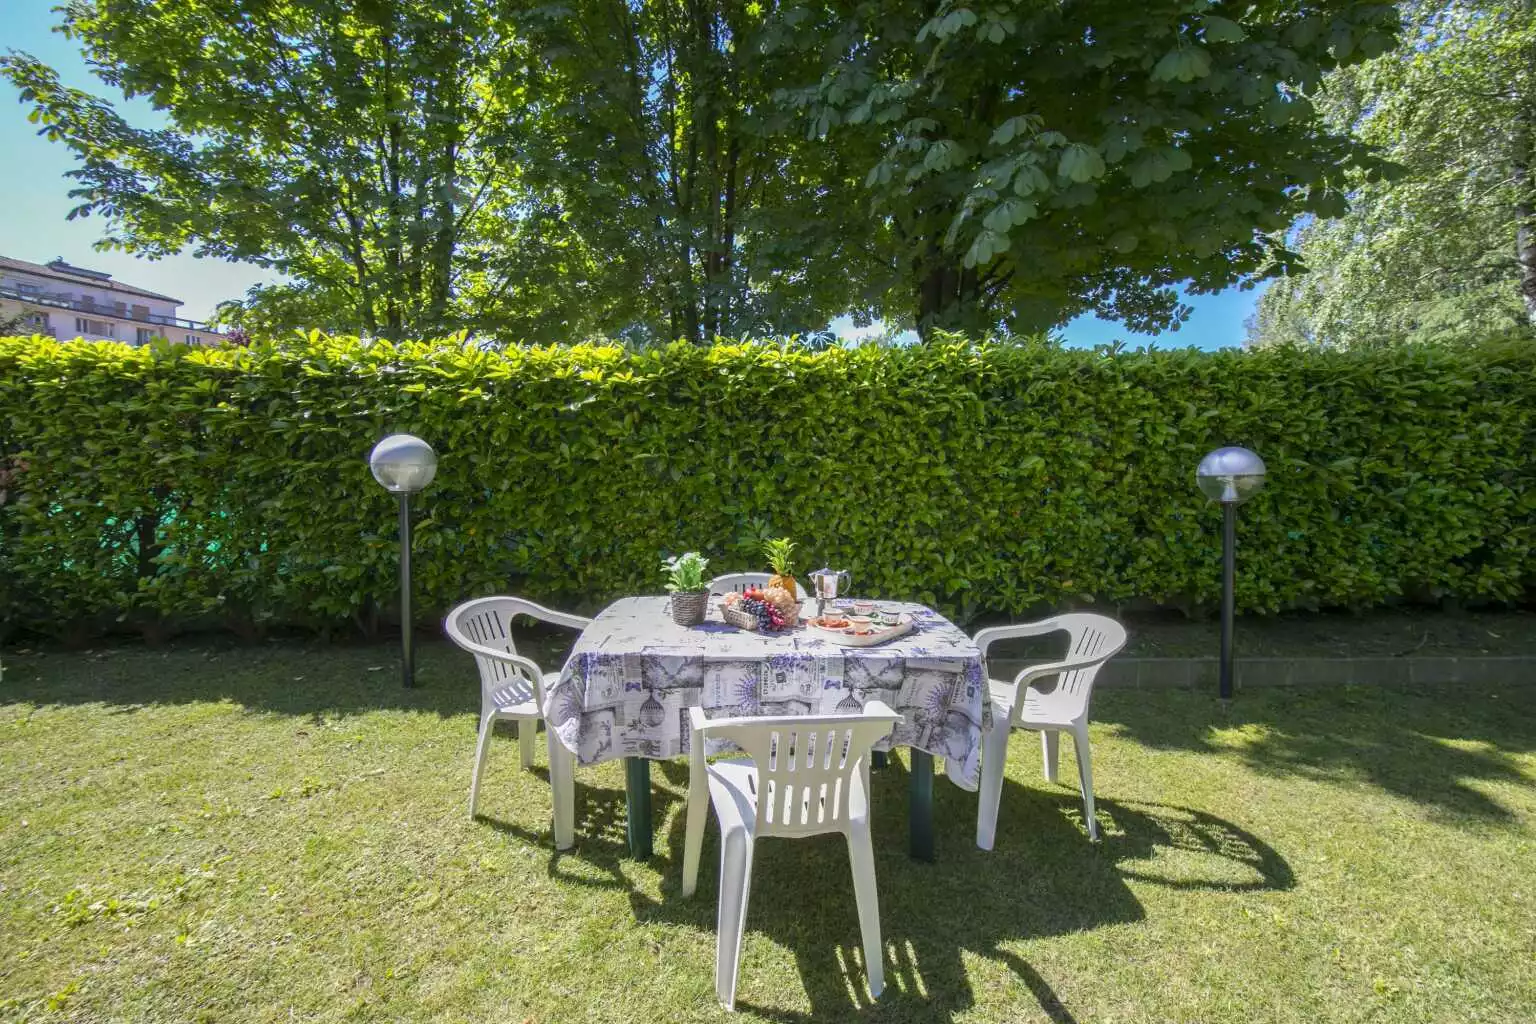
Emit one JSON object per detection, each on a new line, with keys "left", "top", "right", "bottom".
{"left": 368, "top": 434, "right": 438, "bottom": 494}
{"left": 1196, "top": 446, "right": 1266, "bottom": 505}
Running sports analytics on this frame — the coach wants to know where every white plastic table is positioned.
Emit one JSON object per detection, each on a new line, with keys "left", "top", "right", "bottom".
{"left": 544, "top": 595, "right": 987, "bottom": 860}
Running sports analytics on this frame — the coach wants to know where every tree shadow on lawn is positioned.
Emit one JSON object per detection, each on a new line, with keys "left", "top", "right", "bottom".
{"left": 1092, "top": 685, "right": 1536, "bottom": 825}
{"left": 501, "top": 757, "right": 1292, "bottom": 1023}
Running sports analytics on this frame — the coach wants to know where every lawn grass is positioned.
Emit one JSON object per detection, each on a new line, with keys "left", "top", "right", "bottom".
{"left": 1, "top": 640, "right": 1533, "bottom": 1023}
{"left": 1067, "top": 607, "right": 1536, "bottom": 659}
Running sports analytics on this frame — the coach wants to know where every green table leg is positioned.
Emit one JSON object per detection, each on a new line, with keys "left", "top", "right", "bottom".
{"left": 909, "top": 749, "right": 935, "bottom": 862}
{"left": 871, "top": 750, "right": 889, "bottom": 769}
{"left": 625, "top": 757, "right": 653, "bottom": 860}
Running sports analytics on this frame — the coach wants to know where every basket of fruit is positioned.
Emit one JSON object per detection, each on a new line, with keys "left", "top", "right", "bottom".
{"left": 720, "top": 585, "right": 799, "bottom": 632}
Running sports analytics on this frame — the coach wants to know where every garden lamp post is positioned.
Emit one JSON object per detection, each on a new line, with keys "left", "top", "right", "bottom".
{"left": 1196, "top": 446, "right": 1267, "bottom": 700}
{"left": 368, "top": 434, "right": 438, "bottom": 688}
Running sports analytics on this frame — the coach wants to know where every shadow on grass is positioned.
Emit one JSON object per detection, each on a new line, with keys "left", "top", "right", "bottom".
{"left": 15, "top": 643, "right": 1529, "bottom": 828}
{"left": 0, "top": 639, "right": 488, "bottom": 719}
{"left": 1092, "top": 685, "right": 1536, "bottom": 825}
{"left": 509, "top": 756, "right": 1292, "bottom": 1023}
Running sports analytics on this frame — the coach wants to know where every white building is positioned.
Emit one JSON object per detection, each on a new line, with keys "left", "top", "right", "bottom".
{"left": 0, "top": 255, "right": 227, "bottom": 346}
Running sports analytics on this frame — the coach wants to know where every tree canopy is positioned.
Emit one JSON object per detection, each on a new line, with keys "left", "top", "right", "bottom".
{"left": 495, "top": 0, "right": 892, "bottom": 343}
{"left": 4, "top": 0, "right": 1404, "bottom": 343}
{"left": 5, "top": 0, "right": 564, "bottom": 340}
{"left": 776, "top": 0, "right": 1401, "bottom": 337}
{"left": 1249, "top": 0, "right": 1536, "bottom": 348}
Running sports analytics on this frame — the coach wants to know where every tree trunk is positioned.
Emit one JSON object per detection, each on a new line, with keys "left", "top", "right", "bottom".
{"left": 914, "top": 256, "right": 985, "bottom": 339}
{"left": 1518, "top": 0, "right": 1536, "bottom": 325}
{"left": 381, "top": 26, "right": 405, "bottom": 340}
{"left": 1518, "top": 192, "right": 1536, "bottom": 326}
{"left": 718, "top": 133, "right": 739, "bottom": 336}
{"left": 427, "top": 6, "right": 462, "bottom": 325}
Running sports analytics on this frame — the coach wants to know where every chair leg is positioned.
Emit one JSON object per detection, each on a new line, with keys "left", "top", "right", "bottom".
{"left": 976, "top": 717, "right": 1011, "bottom": 851}
{"left": 716, "top": 827, "right": 755, "bottom": 1011}
{"left": 682, "top": 756, "right": 709, "bottom": 898}
{"left": 1041, "top": 729, "right": 1060, "bottom": 784}
{"left": 1072, "top": 726, "right": 1098, "bottom": 841}
{"left": 518, "top": 718, "right": 537, "bottom": 769}
{"left": 469, "top": 715, "right": 496, "bottom": 817}
{"left": 547, "top": 730, "right": 575, "bottom": 850}
{"left": 846, "top": 820, "right": 885, "bottom": 1000}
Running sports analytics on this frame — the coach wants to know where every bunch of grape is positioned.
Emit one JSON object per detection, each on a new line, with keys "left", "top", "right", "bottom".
{"left": 740, "top": 588, "right": 788, "bottom": 631}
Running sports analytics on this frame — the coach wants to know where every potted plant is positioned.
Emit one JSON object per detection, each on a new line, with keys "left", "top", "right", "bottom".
{"left": 663, "top": 551, "right": 710, "bottom": 625}
{"left": 762, "top": 537, "right": 798, "bottom": 598}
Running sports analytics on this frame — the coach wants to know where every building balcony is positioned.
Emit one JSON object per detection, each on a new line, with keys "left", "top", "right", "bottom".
{"left": 0, "top": 284, "right": 221, "bottom": 335}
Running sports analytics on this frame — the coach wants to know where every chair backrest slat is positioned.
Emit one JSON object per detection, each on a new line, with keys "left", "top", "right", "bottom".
{"left": 698, "top": 703, "right": 899, "bottom": 837}
{"left": 708, "top": 572, "right": 773, "bottom": 596}
{"left": 444, "top": 596, "right": 593, "bottom": 719}
{"left": 1020, "top": 614, "right": 1127, "bottom": 723}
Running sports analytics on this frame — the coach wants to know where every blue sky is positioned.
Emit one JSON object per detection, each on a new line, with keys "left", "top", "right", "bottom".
{"left": 1, "top": 2, "right": 270, "bottom": 322}
{"left": 1059, "top": 285, "right": 1257, "bottom": 350}
{"left": 0, "top": 1, "right": 1251, "bottom": 345}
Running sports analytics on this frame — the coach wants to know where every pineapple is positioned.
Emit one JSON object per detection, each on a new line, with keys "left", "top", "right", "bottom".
{"left": 762, "top": 537, "right": 798, "bottom": 599}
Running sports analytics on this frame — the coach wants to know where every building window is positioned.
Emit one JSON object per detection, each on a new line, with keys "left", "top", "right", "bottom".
{"left": 185, "top": 334, "right": 199, "bottom": 345}
{"left": 22, "top": 311, "right": 49, "bottom": 330}
{"left": 74, "top": 317, "right": 113, "bottom": 337}
{"left": 136, "top": 327, "right": 158, "bottom": 344}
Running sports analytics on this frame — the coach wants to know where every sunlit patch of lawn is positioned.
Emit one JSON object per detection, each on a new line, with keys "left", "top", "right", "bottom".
{"left": 1, "top": 642, "right": 1532, "bottom": 1022}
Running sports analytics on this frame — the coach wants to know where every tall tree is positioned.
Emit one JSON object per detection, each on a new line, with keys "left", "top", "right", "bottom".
{"left": 1250, "top": 0, "right": 1536, "bottom": 348}
{"left": 3, "top": 0, "right": 563, "bottom": 341}
{"left": 773, "top": 0, "right": 1401, "bottom": 338}
{"left": 4, "top": 0, "right": 892, "bottom": 345}
{"left": 499, "top": 0, "right": 891, "bottom": 343}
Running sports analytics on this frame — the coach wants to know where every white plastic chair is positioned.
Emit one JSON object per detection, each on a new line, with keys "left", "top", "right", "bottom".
{"left": 681, "top": 701, "right": 901, "bottom": 1010}
{"left": 708, "top": 571, "right": 773, "bottom": 595}
{"left": 707, "top": 571, "right": 807, "bottom": 601}
{"left": 973, "top": 614, "right": 1128, "bottom": 847}
{"left": 444, "top": 596, "right": 591, "bottom": 849}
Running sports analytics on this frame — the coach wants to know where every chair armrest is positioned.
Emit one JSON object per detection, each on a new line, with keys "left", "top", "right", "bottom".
{"left": 523, "top": 601, "right": 593, "bottom": 633}
{"left": 989, "top": 652, "right": 1121, "bottom": 713}
{"left": 973, "top": 618, "right": 1070, "bottom": 658}
{"left": 451, "top": 635, "right": 548, "bottom": 686}
{"left": 1012, "top": 652, "right": 1116, "bottom": 688}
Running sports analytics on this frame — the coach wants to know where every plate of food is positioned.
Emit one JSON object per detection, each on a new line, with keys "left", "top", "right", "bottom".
{"left": 805, "top": 611, "right": 915, "bottom": 647}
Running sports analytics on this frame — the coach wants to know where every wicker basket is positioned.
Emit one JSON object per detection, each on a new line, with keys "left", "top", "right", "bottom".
{"left": 721, "top": 604, "right": 760, "bottom": 631}
{"left": 670, "top": 590, "right": 709, "bottom": 626}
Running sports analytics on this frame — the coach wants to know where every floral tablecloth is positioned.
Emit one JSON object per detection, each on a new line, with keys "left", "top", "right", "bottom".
{"left": 544, "top": 596, "right": 988, "bottom": 790}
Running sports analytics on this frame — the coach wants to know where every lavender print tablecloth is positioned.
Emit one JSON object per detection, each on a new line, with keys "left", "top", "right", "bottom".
{"left": 544, "top": 596, "right": 988, "bottom": 790}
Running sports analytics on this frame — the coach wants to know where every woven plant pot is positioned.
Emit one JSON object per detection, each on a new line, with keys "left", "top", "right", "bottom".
{"left": 670, "top": 590, "right": 709, "bottom": 626}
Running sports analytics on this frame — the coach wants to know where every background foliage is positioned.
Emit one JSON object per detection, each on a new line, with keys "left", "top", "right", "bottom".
{"left": 5, "top": 0, "right": 1399, "bottom": 345}
{"left": 1248, "top": 0, "right": 1536, "bottom": 348}
{"left": 778, "top": 0, "right": 1401, "bottom": 337}
{"left": 0, "top": 333, "right": 1531, "bottom": 641}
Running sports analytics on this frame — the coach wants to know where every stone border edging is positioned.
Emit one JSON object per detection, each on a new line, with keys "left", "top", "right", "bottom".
{"left": 988, "top": 656, "right": 1536, "bottom": 688}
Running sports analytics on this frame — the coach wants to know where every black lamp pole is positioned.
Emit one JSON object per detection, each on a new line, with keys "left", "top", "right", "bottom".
{"left": 399, "top": 491, "right": 414, "bottom": 689}
{"left": 1196, "top": 446, "right": 1266, "bottom": 702}
{"left": 1219, "top": 500, "right": 1237, "bottom": 700}
{"left": 368, "top": 433, "right": 438, "bottom": 690}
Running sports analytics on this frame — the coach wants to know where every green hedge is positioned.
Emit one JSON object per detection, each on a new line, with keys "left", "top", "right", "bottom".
{"left": 1, "top": 333, "right": 1532, "bottom": 639}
